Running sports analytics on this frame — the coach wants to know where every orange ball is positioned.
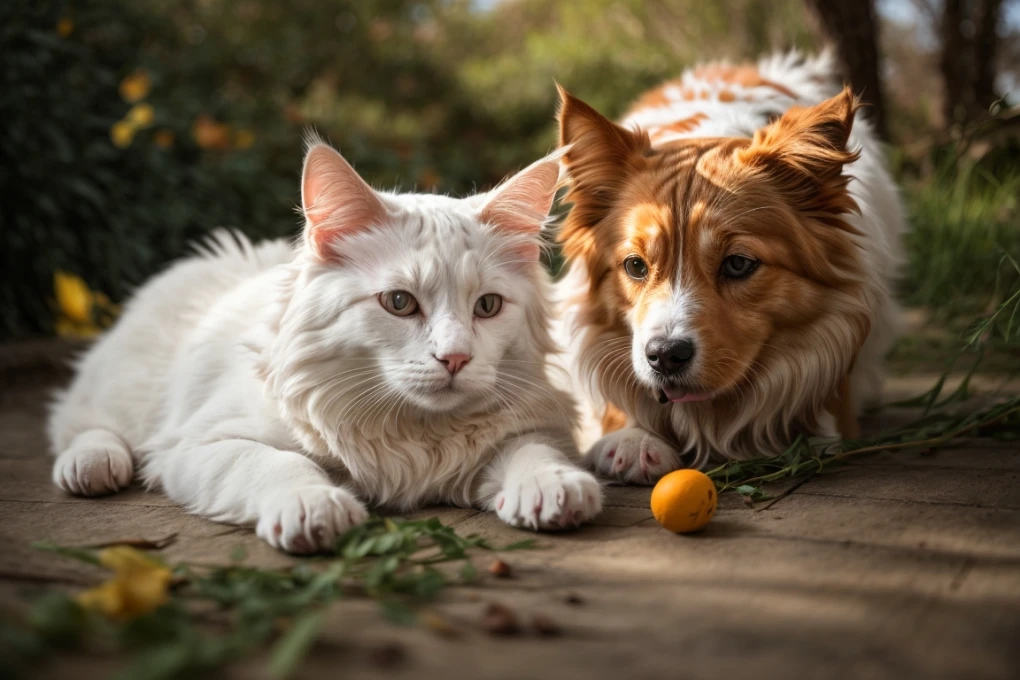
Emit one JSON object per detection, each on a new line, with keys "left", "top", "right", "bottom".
{"left": 650, "top": 469, "right": 717, "bottom": 533}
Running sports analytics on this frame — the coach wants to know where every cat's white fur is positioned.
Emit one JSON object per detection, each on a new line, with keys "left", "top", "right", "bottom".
{"left": 49, "top": 140, "right": 601, "bottom": 553}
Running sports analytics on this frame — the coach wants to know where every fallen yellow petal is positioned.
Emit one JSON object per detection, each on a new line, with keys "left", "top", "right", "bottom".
{"left": 54, "top": 271, "right": 93, "bottom": 324}
{"left": 76, "top": 580, "right": 125, "bottom": 618}
{"left": 76, "top": 547, "right": 173, "bottom": 619}
{"left": 57, "top": 18, "right": 74, "bottom": 38}
{"left": 98, "top": 546, "right": 166, "bottom": 572}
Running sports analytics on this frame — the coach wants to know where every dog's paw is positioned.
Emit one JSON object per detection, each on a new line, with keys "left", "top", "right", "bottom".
{"left": 256, "top": 485, "right": 368, "bottom": 554}
{"left": 584, "top": 427, "right": 682, "bottom": 485}
{"left": 495, "top": 466, "right": 602, "bottom": 531}
{"left": 53, "top": 430, "right": 134, "bottom": 496}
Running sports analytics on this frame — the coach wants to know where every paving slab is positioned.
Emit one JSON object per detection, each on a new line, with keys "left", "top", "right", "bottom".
{"left": 2, "top": 366, "right": 1018, "bottom": 679}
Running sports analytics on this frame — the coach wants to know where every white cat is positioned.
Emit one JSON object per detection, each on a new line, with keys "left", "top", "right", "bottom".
{"left": 48, "top": 138, "right": 601, "bottom": 553}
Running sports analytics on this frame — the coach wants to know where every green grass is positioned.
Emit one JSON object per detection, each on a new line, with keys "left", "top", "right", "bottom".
{"left": 902, "top": 159, "right": 1020, "bottom": 316}
{"left": 2, "top": 517, "right": 535, "bottom": 680}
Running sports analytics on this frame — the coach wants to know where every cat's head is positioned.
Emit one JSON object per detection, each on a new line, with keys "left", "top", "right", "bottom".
{"left": 280, "top": 136, "right": 562, "bottom": 416}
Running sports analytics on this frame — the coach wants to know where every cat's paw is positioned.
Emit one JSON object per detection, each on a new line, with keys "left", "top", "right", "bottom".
{"left": 584, "top": 427, "right": 682, "bottom": 485}
{"left": 495, "top": 466, "right": 602, "bottom": 531}
{"left": 256, "top": 485, "right": 368, "bottom": 554}
{"left": 53, "top": 430, "right": 134, "bottom": 496}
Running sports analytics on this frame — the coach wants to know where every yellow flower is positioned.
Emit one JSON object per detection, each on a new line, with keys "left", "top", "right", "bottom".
{"left": 191, "top": 114, "right": 231, "bottom": 150}
{"left": 153, "top": 128, "right": 175, "bottom": 149}
{"left": 55, "top": 318, "right": 101, "bottom": 339}
{"left": 53, "top": 271, "right": 119, "bottom": 338}
{"left": 76, "top": 547, "right": 172, "bottom": 619}
{"left": 57, "top": 17, "right": 74, "bottom": 38}
{"left": 127, "top": 103, "right": 155, "bottom": 128}
{"left": 54, "top": 271, "right": 93, "bottom": 324}
{"left": 110, "top": 120, "right": 136, "bottom": 148}
{"left": 234, "top": 129, "right": 255, "bottom": 150}
{"left": 119, "top": 71, "right": 151, "bottom": 103}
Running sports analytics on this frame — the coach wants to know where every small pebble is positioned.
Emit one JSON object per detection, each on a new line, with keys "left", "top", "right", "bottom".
{"left": 368, "top": 642, "right": 407, "bottom": 668}
{"left": 564, "top": 592, "right": 584, "bottom": 606}
{"left": 532, "top": 613, "right": 562, "bottom": 637}
{"left": 482, "top": 602, "right": 521, "bottom": 636}
{"left": 488, "top": 559, "right": 512, "bottom": 578}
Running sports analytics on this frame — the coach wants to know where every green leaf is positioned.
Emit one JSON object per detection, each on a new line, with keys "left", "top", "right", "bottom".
{"left": 28, "top": 593, "right": 86, "bottom": 644}
{"left": 408, "top": 569, "right": 446, "bottom": 599}
{"left": 372, "top": 533, "right": 405, "bottom": 555}
{"left": 344, "top": 535, "right": 378, "bottom": 560}
{"left": 363, "top": 554, "right": 401, "bottom": 590}
{"left": 115, "top": 639, "right": 197, "bottom": 680}
{"left": 268, "top": 612, "right": 324, "bottom": 680}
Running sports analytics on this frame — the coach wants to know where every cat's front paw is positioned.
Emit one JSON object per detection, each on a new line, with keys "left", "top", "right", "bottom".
{"left": 495, "top": 466, "right": 602, "bottom": 531}
{"left": 585, "top": 427, "right": 682, "bottom": 485}
{"left": 53, "top": 430, "right": 134, "bottom": 496}
{"left": 256, "top": 485, "right": 369, "bottom": 554}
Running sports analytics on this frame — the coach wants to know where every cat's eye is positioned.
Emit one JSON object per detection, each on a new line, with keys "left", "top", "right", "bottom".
{"left": 720, "top": 254, "right": 759, "bottom": 280}
{"left": 474, "top": 294, "right": 503, "bottom": 318}
{"left": 380, "top": 290, "right": 419, "bottom": 317}
{"left": 624, "top": 256, "right": 649, "bottom": 281}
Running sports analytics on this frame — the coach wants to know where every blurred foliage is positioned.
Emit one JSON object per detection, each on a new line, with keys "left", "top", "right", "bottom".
{"left": 0, "top": 0, "right": 295, "bottom": 339}
{"left": 901, "top": 147, "right": 1020, "bottom": 314}
{"left": 0, "top": 0, "right": 816, "bottom": 340}
{"left": 0, "top": 0, "right": 1015, "bottom": 340}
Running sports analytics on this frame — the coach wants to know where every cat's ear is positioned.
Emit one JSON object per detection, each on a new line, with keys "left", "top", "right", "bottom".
{"left": 301, "top": 138, "right": 388, "bottom": 261}
{"left": 477, "top": 151, "right": 563, "bottom": 261}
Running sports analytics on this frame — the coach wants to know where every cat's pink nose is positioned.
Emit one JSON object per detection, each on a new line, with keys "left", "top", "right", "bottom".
{"left": 436, "top": 353, "right": 471, "bottom": 375}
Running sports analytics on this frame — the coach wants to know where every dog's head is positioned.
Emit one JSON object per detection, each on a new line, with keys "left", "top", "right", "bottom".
{"left": 557, "top": 86, "right": 871, "bottom": 408}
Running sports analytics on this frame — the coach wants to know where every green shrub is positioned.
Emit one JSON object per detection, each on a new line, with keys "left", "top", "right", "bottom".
{"left": 902, "top": 153, "right": 1020, "bottom": 314}
{"left": 0, "top": 0, "right": 295, "bottom": 339}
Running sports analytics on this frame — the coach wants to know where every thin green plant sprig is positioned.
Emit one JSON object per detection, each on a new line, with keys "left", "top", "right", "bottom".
{"left": 707, "top": 266, "right": 1020, "bottom": 501}
{"left": 5, "top": 516, "right": 535, "bottom": 680}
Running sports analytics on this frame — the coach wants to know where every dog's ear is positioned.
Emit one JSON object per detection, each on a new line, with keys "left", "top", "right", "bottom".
{"left": 736, "top": 86, "right": 860, "bottom": 223}
{"left": 557, "top": 85, "right": 649, "bottom": 233}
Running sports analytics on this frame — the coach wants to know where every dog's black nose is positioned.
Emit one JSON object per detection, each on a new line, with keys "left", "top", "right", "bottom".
{"left": 645, "top": 337, "right": 695, "bottom": 375}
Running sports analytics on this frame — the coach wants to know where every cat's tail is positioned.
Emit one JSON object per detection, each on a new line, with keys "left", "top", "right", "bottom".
{"left": 190, "top": 228, "right": 294, "bottom": 274}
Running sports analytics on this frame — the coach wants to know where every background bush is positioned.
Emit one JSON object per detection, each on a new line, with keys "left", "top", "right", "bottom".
{"left": 0, "top": 0, "right": 1017, "bottom": 340}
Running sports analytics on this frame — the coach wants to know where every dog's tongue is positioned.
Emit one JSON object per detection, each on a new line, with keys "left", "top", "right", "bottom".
{"left": 662, "top": 386, "right": 712, "bottom": 404}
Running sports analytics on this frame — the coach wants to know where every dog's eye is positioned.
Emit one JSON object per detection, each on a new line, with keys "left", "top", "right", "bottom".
{"left": 380, "top": 290, "right": 419, "bottom": 317}
{"left": 474, "top": 293, "right": 503, "bottom": 318}
{"left": 624, "top": 256, "right": 649, "bottom": 281}
{"left": 720, "top": 255, "right": 759, "bottom": 279}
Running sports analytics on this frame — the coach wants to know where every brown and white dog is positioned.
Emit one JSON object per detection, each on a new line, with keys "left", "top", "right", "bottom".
{"left": 554, "top": 51, "right": 904, "bottom": 483}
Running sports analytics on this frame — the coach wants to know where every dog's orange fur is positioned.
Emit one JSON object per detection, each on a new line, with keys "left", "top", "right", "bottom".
{"left": 557, "top": 83, "right": 871, "bottom": 441}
